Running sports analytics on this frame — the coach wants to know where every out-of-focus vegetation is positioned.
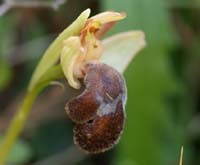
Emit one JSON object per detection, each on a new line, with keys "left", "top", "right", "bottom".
{"left": 0, "top": 0, "right": 200, "bottom": 164}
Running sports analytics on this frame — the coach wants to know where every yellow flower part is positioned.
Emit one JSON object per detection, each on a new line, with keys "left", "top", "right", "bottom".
{"left": 61, "top": 11, "right": 126, "bottom": 89}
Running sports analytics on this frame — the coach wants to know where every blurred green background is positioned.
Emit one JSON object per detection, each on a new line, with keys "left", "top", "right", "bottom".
{"left": 0, "top": 0, "right": 200, "bottom": 164}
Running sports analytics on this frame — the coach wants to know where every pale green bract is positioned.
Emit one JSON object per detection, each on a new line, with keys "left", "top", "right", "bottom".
{"left": 101, "top": 31, "right": 146, "bottom": 74}
{"left": 28, "top": 9, "right": 91, "bottom": 91}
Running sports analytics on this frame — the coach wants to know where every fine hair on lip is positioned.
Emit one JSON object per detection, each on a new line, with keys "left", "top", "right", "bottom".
{"left": 65, "top": 62, "right": 127, "bottom": 153}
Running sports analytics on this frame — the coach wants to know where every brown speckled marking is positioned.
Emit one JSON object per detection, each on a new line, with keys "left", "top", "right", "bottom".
{"left": 65, "top": 62, "right": 127, "bottom": 153}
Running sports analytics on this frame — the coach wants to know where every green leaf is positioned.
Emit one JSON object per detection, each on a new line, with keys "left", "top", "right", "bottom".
{"left": 101, "top": 31, "right": 146, "bottom": 73}
{"left": 0, "top": 135, "right": 32, "bottom": 164}
{"left": 28, "top": 9, "right": 90, "bottom": 91}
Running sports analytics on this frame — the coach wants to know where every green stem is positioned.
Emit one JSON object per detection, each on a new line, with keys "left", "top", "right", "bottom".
{"left": 0, "top": 89, "right": 38, "bottom": 165}
{"left": 0, "top": 65, "right": 64, "bottom": 164}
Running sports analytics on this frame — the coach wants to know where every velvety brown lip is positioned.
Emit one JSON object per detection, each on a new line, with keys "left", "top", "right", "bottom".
{"left": 74, "top": 100, "right": 126, "bottom": 154}
{"left": 65, "top": 62, "right": 127, "bottom": 153}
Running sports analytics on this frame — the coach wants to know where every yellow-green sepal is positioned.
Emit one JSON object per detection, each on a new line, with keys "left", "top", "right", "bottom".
{"left": 28, "top": 9, "right": 90, "bottom": 91}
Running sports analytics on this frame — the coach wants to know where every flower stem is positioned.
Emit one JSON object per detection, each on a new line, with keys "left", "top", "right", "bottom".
{"left": 0, "top": 65, "right": 64, "bottom": 164}
{"left": 0, "top": 89, "right": 38, "bottom": 164}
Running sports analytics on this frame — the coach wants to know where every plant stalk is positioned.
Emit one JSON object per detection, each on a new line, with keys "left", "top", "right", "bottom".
{"left": 0, "top": 65, "right": 64, "bottom": 164}
{"left": 0, "top": 89, "right": 38, "bottom": 164}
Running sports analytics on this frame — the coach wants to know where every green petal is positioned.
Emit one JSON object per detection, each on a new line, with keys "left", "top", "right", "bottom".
{"left": 101, "top": 31, "right": 146, "bottom": 73}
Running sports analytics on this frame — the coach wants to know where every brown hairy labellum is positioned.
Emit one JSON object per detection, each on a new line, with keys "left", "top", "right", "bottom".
{"left": 65, "top": 62, "right": 127, "bottom": 153}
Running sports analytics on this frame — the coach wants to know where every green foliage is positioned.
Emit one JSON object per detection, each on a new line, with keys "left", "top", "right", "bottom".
{"left": 0, "top": 14, "right": 17, "bottom": 90}
{"left": 0, "top": 14, "right": 16, "bottom": 57}
{"left": 0, "top": 60, "right": 11, "bottom": 90}
{"left": 0, "top": 135, "right": 32, "bottom": 164}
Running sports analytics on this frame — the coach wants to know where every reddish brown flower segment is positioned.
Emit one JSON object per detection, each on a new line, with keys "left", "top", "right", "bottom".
{"left": 65, "top": 62, "right": 127, "bottom": 153}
